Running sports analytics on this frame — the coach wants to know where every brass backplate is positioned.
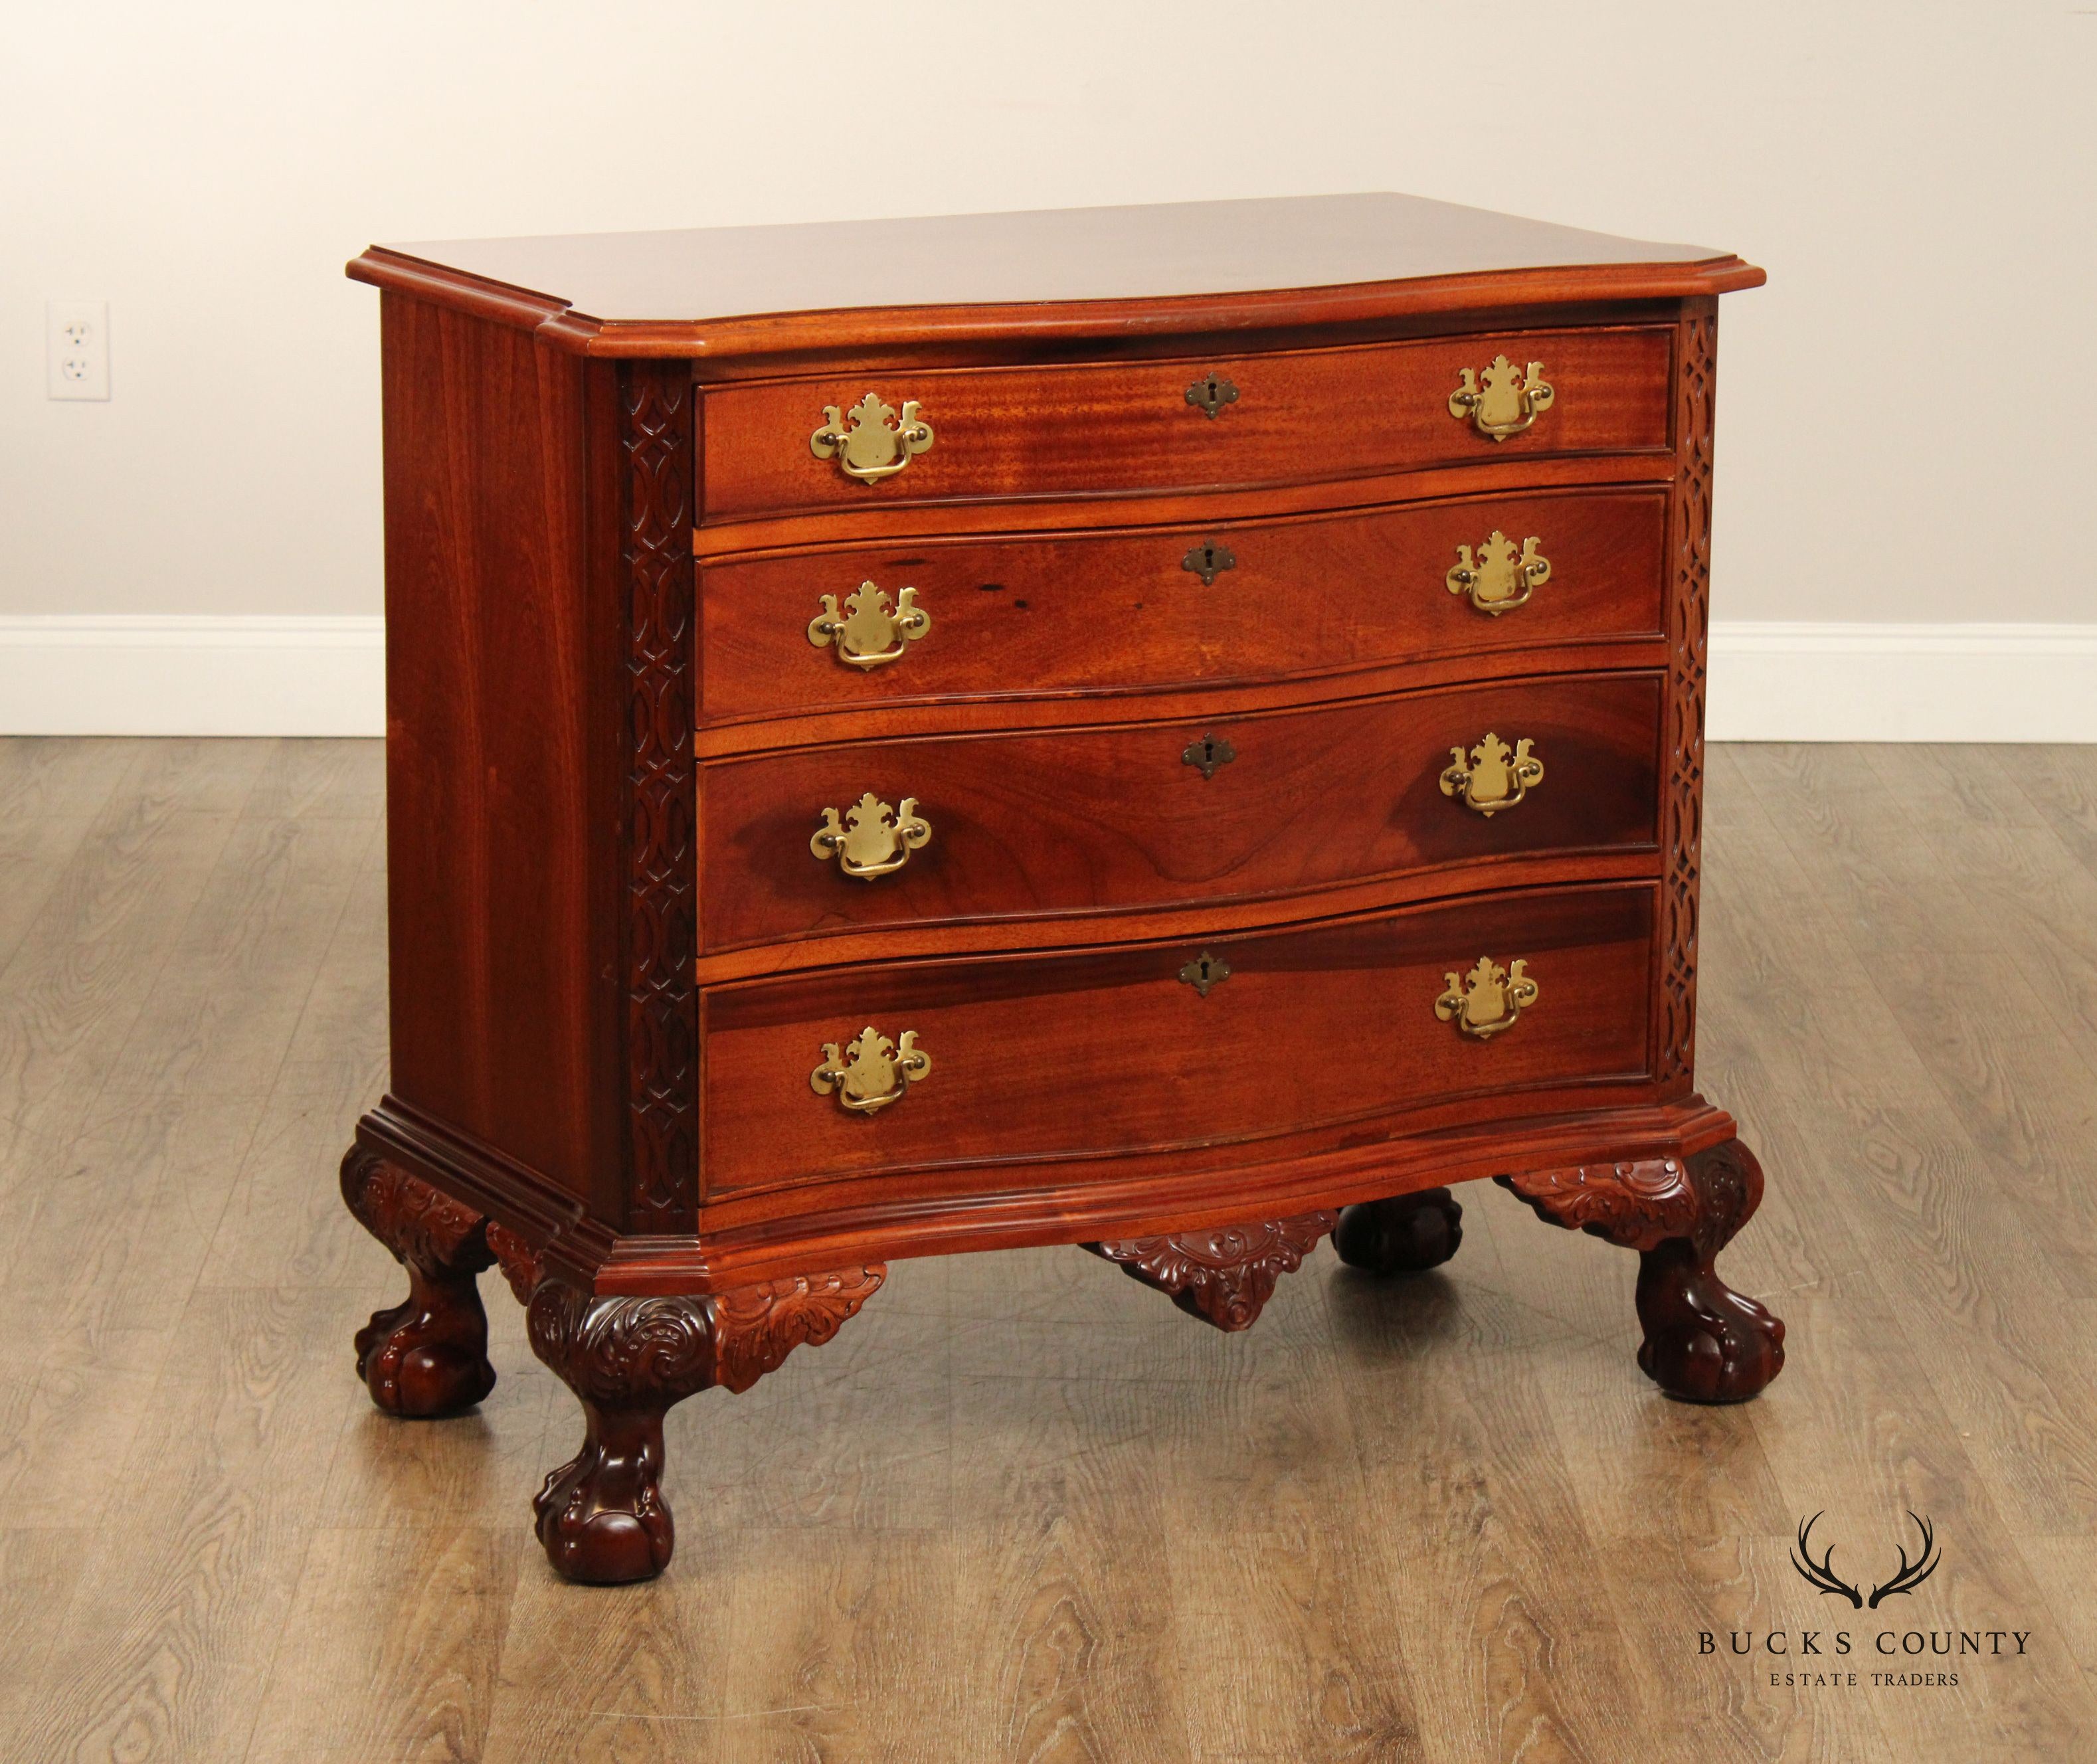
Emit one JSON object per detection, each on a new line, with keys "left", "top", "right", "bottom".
{"left": 812, "top": 793, "right": 932, "bottom": 879}
{"left": 1446, "top": 531, "right": 1550, "bottom": 616}
{"left": 1447, "top": 355, "right": 1553, "bottom": 440}
{"left": 808, "top": 581, "right": 931, "bottom": 669}
{"left": 810, "top": 393, "right": 935, "bottom": 482}
{"left": 1440, "top": 733, "right": 1544, "bottom": 816}
{"left": 810, "top": 1027, "right": 931, "bottom": 1114}
{"left": 1434, "top": 956, "right": 1539, "bottom": 1039}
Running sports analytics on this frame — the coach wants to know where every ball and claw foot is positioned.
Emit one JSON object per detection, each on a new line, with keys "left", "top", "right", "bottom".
{"left": 1635, "top": 1239, "right": 1785, "bottom": 1405}
{"left": 533, "top": 1403, "right": 676, "bottom": 1585}
{"left": 341, "top": 1146, "right": 498, "bottom": 1419}
{"left": 353, "top": 1269, "right": 498, "bottom": 1417}
{"left": 1498, "top": 1136, "right": 1785, "bottom": 1405}
{"left": 1334, "top": 1187, "right": 1464, "bottom": 1275}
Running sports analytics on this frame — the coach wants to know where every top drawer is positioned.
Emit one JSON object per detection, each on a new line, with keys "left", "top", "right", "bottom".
{"left": 699, "top": 326, "right": 1675, "bottom": 523}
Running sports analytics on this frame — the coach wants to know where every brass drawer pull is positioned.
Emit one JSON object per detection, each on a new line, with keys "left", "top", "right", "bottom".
{"left": 812, "top": 794, "right": 931, "bottom": 879}
{"left": 1435, "top": 956, "right": 1538, "bottom": 1040}
{"left": 1447, "top": 355, "right": 1553, "bottom": 440}
{"left": 1185, "top": 371, "right": 1239, "bottom": 418}
{"left": 811, "top": 1027, "right": 931, "bottom": 1114}
{"left": 1440, "top": 733, "right": 1544, "bottom": 817}
{"left": 810, "top": 393, "right": 935, "bottom": 483}
{"left": 1446, "top": 530, "right": 1550, "bottom": 616}
{"left": 808, "top": 581, "right": 930, "bottom": 669}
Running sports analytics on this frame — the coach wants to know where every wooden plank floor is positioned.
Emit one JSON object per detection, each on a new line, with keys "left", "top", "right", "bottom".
{"left": 2, "top": 737, "right": 2093, "bottom": 1763}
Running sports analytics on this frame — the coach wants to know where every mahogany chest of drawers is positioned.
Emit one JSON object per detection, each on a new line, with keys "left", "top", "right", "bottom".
{"left": 343, "top": 193, "right": 1784, "bottom": 1583}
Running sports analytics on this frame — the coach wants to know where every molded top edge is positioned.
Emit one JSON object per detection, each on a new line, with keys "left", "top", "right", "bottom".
{"left": 348, "top": 192, "right": 1762, "bottom": 357}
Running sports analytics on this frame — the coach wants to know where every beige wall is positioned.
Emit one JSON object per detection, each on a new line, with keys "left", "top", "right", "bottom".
{"left": 3, "top": 1, "right": 2092, "bottom": 624}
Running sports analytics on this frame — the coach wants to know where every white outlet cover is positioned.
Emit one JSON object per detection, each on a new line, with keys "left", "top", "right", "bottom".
{"left": 47, "top": 300, "right": 111, "bottom": 400}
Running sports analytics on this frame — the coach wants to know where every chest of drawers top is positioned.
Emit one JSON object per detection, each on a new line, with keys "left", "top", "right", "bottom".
{"left": 350, "top": 191, "right": 1758, "bottom": 357}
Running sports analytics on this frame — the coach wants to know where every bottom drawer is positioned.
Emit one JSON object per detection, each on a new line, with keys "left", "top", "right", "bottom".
{"left": 700, "top": 882, "right": 1655, "bottom": 1199}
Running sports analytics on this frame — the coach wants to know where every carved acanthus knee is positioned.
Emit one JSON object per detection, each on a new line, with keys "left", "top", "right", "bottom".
{"left": 1497, "top": 1138, "right": 1784, "bottom": 1403}
{"left": 499, "top": 1253, "right": 885, "bottom": 1583}
{"left": 340, "top": 1145, "right": 497, "bottom": 1418}
{"left": 1084, "top": 1210, "right": 1338, "bottom": 1331}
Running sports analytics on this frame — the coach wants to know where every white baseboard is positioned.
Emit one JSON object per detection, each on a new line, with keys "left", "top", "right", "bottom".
{"left": 0, "top": 615, "right": 2091, "bottom": 742}
{"left": 0, "top": 616, "right": 385, "bottom": 737}
{"left": 1706, "top": 621, "right": 2097, "bottom": 742}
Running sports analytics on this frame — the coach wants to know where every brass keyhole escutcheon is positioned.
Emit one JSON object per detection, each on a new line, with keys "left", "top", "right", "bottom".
{"left": 1182, "top": 733, "right": 1236, "bottom": 779}
{"left": 810, "top": 393, "right": 935, "bottom": 483}
{"left": 1446, "top": 531, "right": 1550, "bottom": 616}
{"left": 1179, "top": 951, "right": 1231, "bottom": 996}
{"left": 1181, "top": 540, "right": 1237, "bottom": 585}
{"left": 810, "top": 1027, "right": 931, "bottom": 1114}
{"left": 808, "top": 581, "right": 931, "bottom": 669}
{"left": 1440, "top": 733, "right": 1544, "bottom": 817}
{"left": 811, "top": 793, "right": 931, "bottom": 879}
{"left": 1447, "top": 355, "right": 1553, "bottom": 440}
{"left": 1435, "top": 956, "right": 1539, "bottom": 1040}
{"left": 1184, "top": 371, "right": 1239, "bottom": 418}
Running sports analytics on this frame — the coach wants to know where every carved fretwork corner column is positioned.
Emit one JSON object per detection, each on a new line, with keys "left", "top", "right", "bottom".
{"left": 486, "top": 1228, "right": 884, "bottom": 1585}
{"left": 1497, "top": 1138, "right": 1784, "bottom": 1403}
{"left": 340, "top": 1146, "right": 498, "bottom": 1418}
{"left": 1083, "top": 1209, "right": 1338, "bottom": 1332}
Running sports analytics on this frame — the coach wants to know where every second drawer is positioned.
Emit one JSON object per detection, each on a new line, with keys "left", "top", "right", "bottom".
{"left": 699, "top": 671, "right": 1661, "bottom": 952}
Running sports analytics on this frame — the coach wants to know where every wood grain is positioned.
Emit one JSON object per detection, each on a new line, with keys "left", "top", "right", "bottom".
{"left": 700, "top": 325, "right": 1673, "bottom": 521}
{"left": 699, "top": 671, "right": 1662, "bottom": 952}
{"left": 697, "top": 484, "right": 1668, "bottom": 731}
{"left": 700, "top": 882, "right": 1657, "bottom": 1199}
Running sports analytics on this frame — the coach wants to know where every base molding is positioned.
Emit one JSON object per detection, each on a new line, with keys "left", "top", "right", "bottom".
{"left": 1, "top": 616, "right": 2090, "bottom": 741}
{"left": 1706, "top": 620, "right": 2097, "bottom": 742}
{"left": 352, "top": 1093, "right": 1740, "bottom": 1292}
{"left": 0, "top": 614, "right": 384, "bottom": 737}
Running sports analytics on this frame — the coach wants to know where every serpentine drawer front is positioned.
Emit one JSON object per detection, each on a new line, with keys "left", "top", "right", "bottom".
{"left": 700, "top": 325, "right": 1674, "bottom": 522}
{"left": 345, "top": 194, "right": 1782, "bottom": 1586}
{"left": 699, "top": 883, "right": 1657, "bottom": 1199}
{"left": 697, "top": 671, "right": 1663, "bottom": 952}
{"left": 698, "top": 485, "right": 1671, "bottom": 728}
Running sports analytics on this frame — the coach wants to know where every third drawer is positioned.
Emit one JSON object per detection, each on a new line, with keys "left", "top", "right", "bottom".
{"left": 699, "top": 670, "right": 1661, "bottom": 952}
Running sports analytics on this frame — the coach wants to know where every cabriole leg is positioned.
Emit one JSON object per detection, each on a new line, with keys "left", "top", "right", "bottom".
{"left": 1498, "top": 1137, "right": 1785, "bottom": 1403}
{"left": 491, "top": 1243, "right": 885, "bottom": 1585}
{"left": 340, "top": 1146, "right": 497, "bottom": 1417}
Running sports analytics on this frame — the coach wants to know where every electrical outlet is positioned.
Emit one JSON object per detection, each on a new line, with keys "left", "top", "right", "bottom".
{"left": 47, "top": 300, "right": 111, "bottom": 400}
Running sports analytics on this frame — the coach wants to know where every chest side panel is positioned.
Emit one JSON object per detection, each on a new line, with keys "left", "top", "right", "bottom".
{"left": 378, "top": 295, "right": 623, "bottom": 1209}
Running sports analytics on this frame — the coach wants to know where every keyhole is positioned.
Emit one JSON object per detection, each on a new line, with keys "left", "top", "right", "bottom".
{"left": 1181, "top": 540, "right": 1237, "bottom": 585}
{"left": 1184, "top": 371, "right": 1238, "bottom": 418}
{"left": 1178, "top": 950, "right": 1232, "bottom": 996}
{"left": 1182, "top": 733, "right": 1236, "bottom": 779}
